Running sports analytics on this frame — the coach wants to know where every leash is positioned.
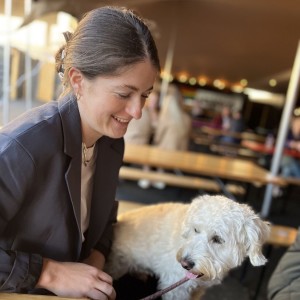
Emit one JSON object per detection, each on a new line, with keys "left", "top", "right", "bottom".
{"left": 138, "top": 272, "right": 202, "bottom": 300}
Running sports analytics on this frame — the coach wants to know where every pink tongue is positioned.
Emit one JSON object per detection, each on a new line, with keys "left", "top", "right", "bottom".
{"left": 186, "top": 272, "right": 199, "bottom": 279}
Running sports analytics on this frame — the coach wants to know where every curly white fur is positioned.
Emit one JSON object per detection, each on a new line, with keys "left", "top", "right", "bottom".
{"left": 105, "top": 195, "right": 270, "bottom": 300}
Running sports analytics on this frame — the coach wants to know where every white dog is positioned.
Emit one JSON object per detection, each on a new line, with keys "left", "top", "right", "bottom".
{"left": 105, "top": 195, "right": 270, "bottom": 300}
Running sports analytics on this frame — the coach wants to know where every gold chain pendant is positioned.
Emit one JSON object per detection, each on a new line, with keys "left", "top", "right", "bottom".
{"left": 82, "top": 143, "right": 89, "bottom": 166}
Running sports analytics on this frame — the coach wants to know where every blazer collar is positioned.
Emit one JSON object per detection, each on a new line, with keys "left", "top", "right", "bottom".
{"left": 58, "top": 94, "right": 83, "bottom": 252}
{"left": 58, "top": 94, "right": 82, "bottom": 158}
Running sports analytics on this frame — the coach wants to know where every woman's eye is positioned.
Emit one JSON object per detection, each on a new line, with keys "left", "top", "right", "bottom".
{"left": 118, "top": 94, "right": 130, "bottom": 99}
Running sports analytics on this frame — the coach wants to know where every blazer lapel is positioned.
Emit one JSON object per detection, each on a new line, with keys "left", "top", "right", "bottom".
{"left": 65, "top": 155, "right": 82, "bottom": 242}
{"left": 84, "top": 136, "right": 123, "bottom": 251}
{"left": 59, "top": 95, "right": 82, "bottom": 249}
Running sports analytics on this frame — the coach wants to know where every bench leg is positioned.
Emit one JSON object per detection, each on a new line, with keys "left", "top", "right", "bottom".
{"left": 214, "top": 177, "right": 237, "bottom": 201}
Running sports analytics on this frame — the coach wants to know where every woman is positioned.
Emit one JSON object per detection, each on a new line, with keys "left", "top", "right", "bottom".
{"left": 151, "top": 84, "right": 191, "bottom": 189}
{"left": 280, "top": 116, "right": 300, "bottom": 178}
{"left": 124, "top": 82, "right": 160, "bottom": 146}
{"left": 154, "top": 83, "right": 191, "bottom": 151}
{"left": 124, "top": 83, "right": 160, "bottom": 189}
{"left": 0, "top": 6, "right": 160, "bottom": 300}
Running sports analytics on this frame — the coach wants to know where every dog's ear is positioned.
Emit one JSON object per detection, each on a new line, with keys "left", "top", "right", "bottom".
{"left": 243, "top": 217, "right": 271, "bottom": 266}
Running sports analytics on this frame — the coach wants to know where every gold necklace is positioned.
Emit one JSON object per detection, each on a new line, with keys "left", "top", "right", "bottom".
{"left": 82, "top": 143, "right": 90, "bottom": 166}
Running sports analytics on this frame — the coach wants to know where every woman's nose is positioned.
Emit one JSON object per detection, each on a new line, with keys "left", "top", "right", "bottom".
{"left": 126, "top": 99, "right": 143, "bottom": 120}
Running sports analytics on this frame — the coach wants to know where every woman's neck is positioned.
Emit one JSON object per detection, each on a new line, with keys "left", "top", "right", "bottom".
{"left": 82, "top": 129, "right": 102, "bottom": 148}
{"left": 78, "top": 103, "right": 102, "bottom": 147}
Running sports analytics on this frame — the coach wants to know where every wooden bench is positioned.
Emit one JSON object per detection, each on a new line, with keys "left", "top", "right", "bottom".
{"left": 267, "top": 224, "right": 298, "bottom": 247}
{"left": 209, "top": 143, "right": 260, "bottom": 161}
{"left": 119, "top": 166, "right": 245, "bottom": 196}
{"left": 282, "top": 177, "right": 300, "bottom": 186}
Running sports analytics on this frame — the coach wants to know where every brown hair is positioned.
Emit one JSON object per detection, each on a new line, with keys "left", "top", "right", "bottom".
{"left": 55, "top": 6, "right": 160, "bottom": 97}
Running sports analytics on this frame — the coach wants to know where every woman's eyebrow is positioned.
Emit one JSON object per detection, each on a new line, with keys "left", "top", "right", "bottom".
{"left": 122, "top": 84, "right": 153, "bottom": 92}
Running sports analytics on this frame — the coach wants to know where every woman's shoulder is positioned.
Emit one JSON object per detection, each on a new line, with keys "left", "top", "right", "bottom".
{"left": 1, "top": 101, "right": 60, "bottom": 139}
{"left": 0, "top": 101, "right": 67, "bottom": 159}
{"left": 1, "top": 95, "right": 78, "bottom": 139}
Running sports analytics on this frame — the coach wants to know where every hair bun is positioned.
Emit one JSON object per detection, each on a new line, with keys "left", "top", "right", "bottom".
{"left": 62, "top": 31, "right": 73, "bottom": 42}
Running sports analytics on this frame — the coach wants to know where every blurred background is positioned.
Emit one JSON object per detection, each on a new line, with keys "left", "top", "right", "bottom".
{"left": 1, "top": 0, "right": 300, "bottom": 130}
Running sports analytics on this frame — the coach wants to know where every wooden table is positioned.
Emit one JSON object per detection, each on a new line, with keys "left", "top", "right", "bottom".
{"left": 242, "top": 140, "right": 300, "bottom": 159}
{"left": 123, "top": 144, "right": 284, "bottom": 186}
{"left": 200, "top": 126, "right": 243, "bottom": 140}
{"left": 198, "top": 126, "right": 266, "bottom": 142}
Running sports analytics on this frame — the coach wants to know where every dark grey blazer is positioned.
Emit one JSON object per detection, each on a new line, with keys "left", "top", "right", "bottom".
{"left": 0, "top": 95, "right": 124, "bottom": 293}
{"left": 268, "top": 228, "right": 300, "bottom": 300}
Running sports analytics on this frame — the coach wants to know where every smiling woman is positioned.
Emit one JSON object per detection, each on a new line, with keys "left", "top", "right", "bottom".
{"left": 70, "top": 60, "right": 158, "bottom": 145}
{"left": 0, "top": 6, "right": 160, "bottom": 300}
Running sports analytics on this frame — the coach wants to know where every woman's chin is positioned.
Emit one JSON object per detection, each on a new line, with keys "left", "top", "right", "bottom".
{"left": 107, "top": 128, "right": 127, "bottom": 139}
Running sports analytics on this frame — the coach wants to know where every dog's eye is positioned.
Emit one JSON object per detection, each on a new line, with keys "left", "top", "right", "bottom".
{"left": 194, "top": 228, "right": 200, "bottom": 233}
{"left": 211, "top": 235, "right": 224, "bottom": 244}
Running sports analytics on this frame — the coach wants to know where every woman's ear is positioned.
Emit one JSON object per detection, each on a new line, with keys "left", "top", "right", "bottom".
{"left": 68, "top": 67, "right": 83, "bottom": 96}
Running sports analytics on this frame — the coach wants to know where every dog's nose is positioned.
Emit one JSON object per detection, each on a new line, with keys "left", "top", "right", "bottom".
{"left": 180, "top": 258, "right": 195, "bottom": 270}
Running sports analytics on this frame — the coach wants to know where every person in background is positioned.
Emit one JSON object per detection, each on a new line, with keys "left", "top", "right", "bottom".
{"left": 268, "top": 228, "right": 300, "bottom": 300}
{"left": 151, "top": 83, "right": 192, "bottom": 189}
{"left": 154, "top": 83, "right": 191, "bottom": 151}
{"left": 210, "top": 105, "right": 232, "bottom": 130}
{"left": 191, "top": 100, "right": 205, "bottom": 120}
{"left": 0, "top": 6, "right": 160, "bottom": 299}
{"left": 219, "top": 108, "right": 246, "bottom": 144}
{"left": 124, "top": 82, "right": 160, "bottom": 146}
{"left": 230, "top": 109, "right": 245, "bottom": 134}
{"left": 280, "top": 116, "right": 300, "bottom": 178}
{"left": 124, "top": 83, "right": 160, "bottom": 189}
{"left": 271, "top": 116, "right": 300, "bottom": 197}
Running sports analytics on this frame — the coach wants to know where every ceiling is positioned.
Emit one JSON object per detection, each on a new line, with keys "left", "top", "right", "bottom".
{"left": 2, "top": 0, "right": 300, "bottom": 94}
